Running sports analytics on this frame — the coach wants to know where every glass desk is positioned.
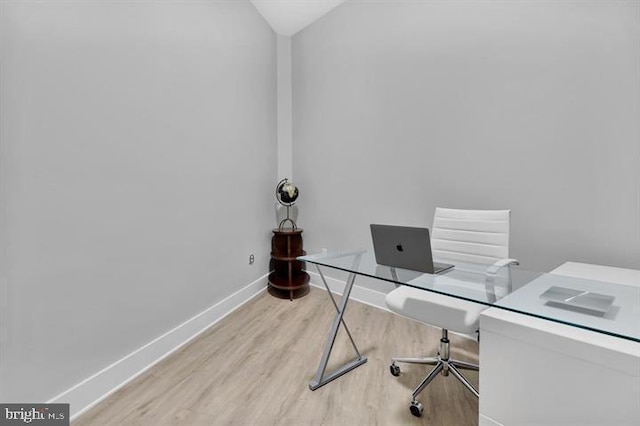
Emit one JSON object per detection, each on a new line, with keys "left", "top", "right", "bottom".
{"left": 299, "top": 250, "right": 640, "bottom": 390}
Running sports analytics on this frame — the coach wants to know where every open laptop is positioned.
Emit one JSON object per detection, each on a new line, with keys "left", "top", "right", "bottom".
{"left": 370, "top": 224, "right": 454, "bottom": 274}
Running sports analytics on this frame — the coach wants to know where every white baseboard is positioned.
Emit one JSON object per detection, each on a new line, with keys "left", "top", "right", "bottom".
{"left": 479, "top": 414, "right": 504, "bottom": 426}
{"left": 307, "top": 270, "right": 390, "bottom": 312}
{"left": 48, "top": 274, "right": 269, "bottom": 421}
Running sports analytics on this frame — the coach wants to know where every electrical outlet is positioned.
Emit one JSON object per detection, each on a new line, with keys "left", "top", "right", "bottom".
{"left": 249, "top": 254, "right": 255, "bottom": 265}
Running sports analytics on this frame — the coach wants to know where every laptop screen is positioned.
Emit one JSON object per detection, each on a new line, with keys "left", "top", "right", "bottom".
{"left": 370, "top": 224, "right": 453, "bottom": 274}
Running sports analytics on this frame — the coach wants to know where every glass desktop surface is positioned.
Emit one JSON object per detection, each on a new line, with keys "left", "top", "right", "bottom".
{"left": 299, "top": 250, "right": 640, "bottom": 343}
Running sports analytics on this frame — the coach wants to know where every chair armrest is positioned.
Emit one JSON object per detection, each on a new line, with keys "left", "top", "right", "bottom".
{"left": 485, "top": 258, "right": 520, "bottom": 276}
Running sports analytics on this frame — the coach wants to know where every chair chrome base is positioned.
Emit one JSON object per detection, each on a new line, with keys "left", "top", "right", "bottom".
{"left": 390, "top": 329, "right": 479, "bottom": 417}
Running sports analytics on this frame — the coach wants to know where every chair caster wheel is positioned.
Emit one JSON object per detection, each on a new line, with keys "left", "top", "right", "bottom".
{"left": 390, "top": 363, "right": 400, "bottom": 376}
{"left": 410, "top": 401, "right": 424, "bottom": 417}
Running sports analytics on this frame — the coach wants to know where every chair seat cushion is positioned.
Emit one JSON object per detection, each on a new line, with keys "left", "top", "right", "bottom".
{"left": 385, "top": 284, "right": 487, "bottom": 335}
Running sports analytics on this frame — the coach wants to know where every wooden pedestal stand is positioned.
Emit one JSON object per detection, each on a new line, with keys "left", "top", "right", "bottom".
{"left": 268, "top": 228, "right": 310, "bottom": 300}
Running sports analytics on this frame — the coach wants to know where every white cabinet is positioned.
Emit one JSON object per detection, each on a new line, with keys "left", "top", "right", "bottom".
{"left": 479, "top": 262, "right": 640, "bottom": 426}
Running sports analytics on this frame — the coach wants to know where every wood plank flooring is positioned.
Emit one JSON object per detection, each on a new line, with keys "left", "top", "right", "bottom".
{"left": 74, "top": 287, "right": 479, "bottom": 426}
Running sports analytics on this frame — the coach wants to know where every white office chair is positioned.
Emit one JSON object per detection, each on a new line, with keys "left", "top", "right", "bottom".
{"left": 385, "top": 207, "right": 517, "bottom": 417}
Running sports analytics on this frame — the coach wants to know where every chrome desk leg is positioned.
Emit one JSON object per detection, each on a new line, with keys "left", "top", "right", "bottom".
{"left": 315, "top": 266, "right": 361, "bottom": 356}
{"left": 309, "top": 261, "right": 367, "bottom": 390}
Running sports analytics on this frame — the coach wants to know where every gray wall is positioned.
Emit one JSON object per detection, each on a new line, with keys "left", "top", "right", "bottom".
{"left": 292, "top": 0, "right": 640, "bottom": 281}
{"left": 0, "top": 1, "right": 276, "bottom": 401}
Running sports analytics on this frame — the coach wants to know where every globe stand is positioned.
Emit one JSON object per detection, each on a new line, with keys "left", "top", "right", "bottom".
{"left": 275, "top": 178, "right": 299, "bottom": 231}
{"left": 278, "top": 205, "right": 297, "bottom": 231}
{"left": 270, "top": 178, "right": 308, "bottom": 300}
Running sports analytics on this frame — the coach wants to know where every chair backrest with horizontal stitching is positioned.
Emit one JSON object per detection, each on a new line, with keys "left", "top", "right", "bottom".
{"left": 431, "top": 207, "right": 511, "bottom": 265}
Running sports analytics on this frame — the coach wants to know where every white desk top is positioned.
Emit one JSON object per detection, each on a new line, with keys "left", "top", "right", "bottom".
{"left": 482, "top": 261, "right": 640, "bottom": 355}
{"left": 551, "top": 261, "right": 640, "bottom": 287}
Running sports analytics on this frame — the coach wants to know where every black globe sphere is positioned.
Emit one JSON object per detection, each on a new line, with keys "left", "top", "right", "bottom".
{"left": 276, "top": 179, "right": 299, "bottom": 206}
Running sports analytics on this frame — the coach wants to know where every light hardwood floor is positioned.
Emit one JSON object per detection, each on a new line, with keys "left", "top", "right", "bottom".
{"left": 74, "top": 287, "right": 479, "bottom": 426}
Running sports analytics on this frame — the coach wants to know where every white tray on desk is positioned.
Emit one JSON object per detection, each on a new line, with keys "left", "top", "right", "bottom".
{"left": 539, "top": 285, "right": 615, "bottom": 315}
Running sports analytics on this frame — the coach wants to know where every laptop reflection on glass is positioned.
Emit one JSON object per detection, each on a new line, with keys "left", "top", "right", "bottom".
{"left": 370, "top": 224, "right": 454, "bottom": 274}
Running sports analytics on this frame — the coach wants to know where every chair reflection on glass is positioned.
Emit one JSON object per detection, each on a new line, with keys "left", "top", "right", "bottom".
{"left": 385, "top": 207, "right": 518, "bottom": 417}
